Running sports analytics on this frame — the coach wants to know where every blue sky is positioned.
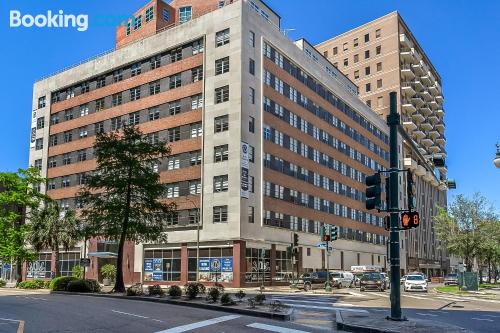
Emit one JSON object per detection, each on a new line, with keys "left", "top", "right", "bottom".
{"left": 0, "top": 0, "right": 499, "bottom": 210}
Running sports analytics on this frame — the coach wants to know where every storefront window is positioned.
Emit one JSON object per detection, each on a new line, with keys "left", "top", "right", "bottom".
{"left": 196, "top": 247, "right": 233, "bottom": 283}
{"left": 245, "top": 248, "right": 271, "bottom": 282}
{"left": 58, "top": 252, "right": 80, "bottom": 276}
{"left": 274, "top": 250, "right": 293, "bottom": 281}
{"left": 143, "top": 249, "right": 181, "bottom": 282}
{"left": 27, "top": 253, "right": 52, "bottom": 279}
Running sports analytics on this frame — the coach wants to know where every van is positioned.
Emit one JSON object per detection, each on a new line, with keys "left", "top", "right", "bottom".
{"left": 330, "top": 271, "right": 355, "bottom": 288}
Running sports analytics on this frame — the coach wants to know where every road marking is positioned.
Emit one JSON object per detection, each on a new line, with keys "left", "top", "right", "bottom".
{"left": 155, "top": 315, "right": 241, "bottom": 333}
{"left": 435, "top": 296, "right": 467, "bottom": 302}
{"left": 372, "top": 293, "right": 389, "bottom": 298}
{"left": 16, "top": 296, "right": 48, "bottom": 301}
{"left": 111, "top": 310, "right": 149, "bottom": 319}
{"left": 402, "top": 294, "right": 428, "bottom": 300}
{"left": 471, "top": 317, "right": 494, "bottom": 322}
{"left": 247, "top": 323, "right": 312, "bottom": 333}
{"left": 416, "top": 313, "right": 438, "bottom": 317}
{"left": 482, "top": 315, "right": 500, "bottom": 318}
{"left": 281, "top": 303, "right": 368, "bottom": 313}
{"left": 270, "top": 298, "right": 334, "bottom": 305}
{"left": 348, "top": 291, "right": 366, "bottom": 297}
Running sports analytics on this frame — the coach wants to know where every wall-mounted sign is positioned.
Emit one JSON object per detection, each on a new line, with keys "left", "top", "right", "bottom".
{"left": 241, "top": 142, "right": 249, "bottom": 198}
{"left": 144, "top": 259, "right": 153, "bottom": 272}
{"left": 153, "top": 258, "right": 162, "bottom": 272}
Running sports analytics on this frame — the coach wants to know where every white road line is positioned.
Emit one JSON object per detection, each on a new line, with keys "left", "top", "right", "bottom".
{"left": 372, "top": 293, "right": 389, "bottom": 298}
{"left": 270, "top": 298, "right": 333, "bottom": 305}
{"left": 155, "top": 315, "right": 241, "bottom": 333}
{"left": 247, "top": 322, "right": 312, "bottom": 333}
{"left": 416, "top": 313, "right": 438, "bottom": 317}
{"left": 370, "top": 309, "right": 388, "bottom": 312}
{"left": 482, "top": 315, "right": 500, "bottom": 318}
{"left": 16, "top": 296, "right": 48, "bottom": 301}
{"left": 111, "top": 310, "right": 149, "bottom": 319}
{"left": 348, "top": 291, "right": 366, "bottom": 297}
{"left": 402, "top": 294, "right": 427, "bottom": 300}
{"left": 471, "top": 318, "right": 494, "bottom": 322}
{"left": 435, "top": 296, "right": 467, "bottom": 302}
{"left": 281, "top": 303, "right": 368, "bottom": 313}
{"left": 0, "top": 318, "right": 21, "bottom": 323}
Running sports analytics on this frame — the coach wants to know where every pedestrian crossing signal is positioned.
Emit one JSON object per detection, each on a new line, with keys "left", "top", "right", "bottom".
{"left": 401, "top": 212, "right": 420, "bottom": 230}
{"left": 323, "top": 234, "right": 331, "bottom": 242}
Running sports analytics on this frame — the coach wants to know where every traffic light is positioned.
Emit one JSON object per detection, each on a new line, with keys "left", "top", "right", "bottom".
{"left": 401, "top": 211, "right": 420, "bottom": 230}
{"left": 330, "top": 225, "right": 339, "bottom": 241}
{"left": 384, "top": 216, "right": 390, "bottom": 231}
{"left": 320, "top": 225, "right": 330, "bottom": 242}
{"left": 407, "top": 170, "right": 416, "bottom": 210}
{"left": 293, "top": 233, "right": 299, "bottom": 247}
{"left": 365, "top": 173, "right": 382, "bottom": 210}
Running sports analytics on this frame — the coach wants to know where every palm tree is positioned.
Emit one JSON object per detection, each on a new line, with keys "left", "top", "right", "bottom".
{"left": 28, "top": 201, "right": 81, "bottom": 277}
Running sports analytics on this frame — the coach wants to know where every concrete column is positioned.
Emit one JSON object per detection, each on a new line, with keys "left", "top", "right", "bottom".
{"left": 232, "top": 240, "right": 245, "bottom": 288}
{"left": 180, "top": 243, "right": 188, "bottom": 285}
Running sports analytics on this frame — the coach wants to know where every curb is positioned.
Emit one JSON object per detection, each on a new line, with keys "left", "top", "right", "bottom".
{"left": 335, "top": 310, "right": 398, "bottom": 333}
{"left": 51, "top": 291, "right": 291, "bottom": 321}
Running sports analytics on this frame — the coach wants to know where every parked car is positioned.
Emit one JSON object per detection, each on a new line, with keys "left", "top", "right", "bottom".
{"left": 297, "top": 271, "right": 329, "bottom": 291}
{"left": 380, "top": 272, "right": 390, "bottom": 289}
{"left": 400, "top": 275, "right": 407, "bottom": 284}
{"left": 354, "top": 272, "right": 365, "bottom": 287}
{"left": 360, "top": 272, "right": 385, "bottom": 292}
{"left": 330, "top": 271, "right": 354, "bottom": 288}
{"left": 444, "top": 274, "right": 458, "bottom": 286}
{"left": 404, "top": 274, "right": 428, "bottom": 292}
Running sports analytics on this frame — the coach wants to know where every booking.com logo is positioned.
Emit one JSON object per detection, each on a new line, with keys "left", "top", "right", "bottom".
{"left": 9, "top": 10, "right": 134, "bottom": 32}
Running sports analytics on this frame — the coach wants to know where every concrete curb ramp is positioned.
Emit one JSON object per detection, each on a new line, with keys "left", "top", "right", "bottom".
{"left": 51, "top": 291, "right": 291, "bottom": 321}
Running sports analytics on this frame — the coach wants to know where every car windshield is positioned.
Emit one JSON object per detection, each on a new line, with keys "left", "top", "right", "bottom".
{"left": 330, "top": 273, "right": 341, "bottom": 278}
{"left": 406, "top": 275, "right": 424, "bottom": 281}
{"left": 363, "top": 272, "right": 381, "bottom": 279}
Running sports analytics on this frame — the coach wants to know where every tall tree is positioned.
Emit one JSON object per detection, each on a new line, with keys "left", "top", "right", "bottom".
{"left": 0, "top": 168, "right": 45, "bottom": 282}
{"left": 433, "top": 194, "right": 496, "bottom": 272}
{"left": 477, "top": 219, "right": 500, "bottom": 282}
{"left": 27, "top": 201, "right": 80, "bottom": 277}
{"left": 79, "top": 125, "right": 175, "bottom": 292}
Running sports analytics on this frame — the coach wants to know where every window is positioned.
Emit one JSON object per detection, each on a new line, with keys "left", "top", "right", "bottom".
{"left": 112, "top": 93, "right": 122, "bottom": 106}
{"left": 214, "top": 115, "right": 229, "bottom": 132}
{"left": 213, "top": 205, "right": 228, "bottom": 223}
{"left": 218, "top": 0, "right": 225, "bottom": 8}
{"left": 192, "top": 39, "right": 204, "bottom": 54}
{"left": 51, "top": 114, "right": 59, "bottom": 125}
{"left": 366, "top": 83, "right": 371, "bottom": 92}
{"left": 130, "top": 87, "right": 141, "bottom": 101}
{"left": 34, "top": 159, "right": 42, "bottom": 171}
{"left": 376, "top": 45, "right": 382, "bottom": 55}
{"left": 377, "top": 79, "right": 383, "bottom": 89}
{"left": 189, "top": 180, "right": 201, "bottom": 194}
{"left": 113, "top": 69, "right": 123, "bottom": 82}
{"left": 249, "top": 176, "right": 254, "bottom": 193}
{"left": 150, "top": 55, "right": 161, "bottom": 70}
{"left": 129, "top": 112, "right": 140, "bottom": 125}
{"left": 179, "top": 6, "right": 192, "bottom": 24}
{"left": 191, "top": 67, "right": 203, "bottom": 82}
{"left": 249, "top": 87, "right": 255, "bottom": 104}
{"left": 79, "top": 104, "right": 89, "bottom": 117}
{"left": 169, "top": 100, "right": 181, "bottom": 115}
{"left": 64, "top": 109, "right": 73, "bottom": 121}
{"left": 38, "top": 96, "right": 46, "bottom": 108}
{"left": 145, "top": 6, "right": 154, "bottom": 22}
{"left": 131, "top": 63, "right": 142, "bottom": 77}
{"left": 95, "top": 98, "right": 105, "bottom": 112}
{"left": 66, "top": 88, "right": 74, "bottom": 99}
{"left": 214, "top": 144, "right": 228, "bottom": 162}
{"left": 376, "top": 29, "right": 381, "bottom": 38}
{"left": 343, "top": 58, "right": 348, "bottom": 67}
{"left": 63, "top": 131, "right": 72, "bottom": 143}
{"left": 149, "top": 80, "right": 160, "bottom": 95}
{"left": 249, "top": 116, "right": 255, "bottom": 133}
{"left": 365, "top": 50, "right": 370, "bottom": 59}
{"left": 126, "top": 21, "right": 131, "bottom": 35}
{"left": 111, "top": 117, "right": 122, "bottom": 131}
{"left": 48, "top": 157, "right": 57, "bottom": 168}
{"left": 191, "top": 94, "right": 203, "bottom": 109}
{"left": 36, "top": 117, "right": 45, "bottom": 130}
{"left": 166, "top": 183, "right": 180, "bottom": 198}
{"left": 133, "top": 15, "right": 142, "bottom": 30}
{"left": 170, "top": 48, "right": 182, "bottom": 62}
{"left": 215, "top": 57, "right": 229, "bottom": 75}
{"left": 190, "top": 151, "right": 202, "bottom": 166}
{"left": 215, "top": 85, "right": 229, "bottom": 103}
{"left": 168, "top": 127, "right": 180, "bottom": 142}
{"left": 79, "top": 127, "right": 88, "bottom": 138}
{"left": 35, "top": 138, "right": 43, "bottom": 150}
{"left": 365, "top": 66, "right": 371, "bottom": 76}
{"left": 191, "top": 123, "right": 202, "bottom": 137}
{"left": 323, "top": 50, "right": 328, "bottom": 57}
{"left": 342, "top": 42, "right": 348, "bottom": 51}
{"left": 49, "top": 135, "right": 58, "bottom": 146}
{"left": 149, "top": 108, "right": 160, "bottom": 121}
{"left": 249, "top": 30, "right": 255, "bottom": 47}
{"left": 354, "top": 54, "right": 359, "bottom": 63}
{"left": 354, "top": 70, "right": 359, "bottom": 79}
{"left": 81, "top": 81, "right": 90, "bottom": 94}
{"left": 333, "top": 47, "right": 338, "bottom": 55}
{"left": 163, "top": 8, "right": 170, "bottom": 21}
{"left": 249, "top": 145, "right": 255, "bottom": 162}
{"left": 77, "top": 150, "right": 87, "bottom": 162}
{"left": 213, "top": 175, "right": 228, "bottom": 192}
{"left": 215, "top": 28, "right": 230, "bottom": 47}
{"left": 95, "top": 122, "right": 104, "bottom": 134}
{"left": 364, "top": 33, "right": 370, "bottom": 43}
{"left": 377, "top": 62, "right": 382, "bottom": 72}
{"left": 249, "top": 58, "right": 255, "bottom": 75}
{"left": 96, "top": 76, "right": 106, "bottom": 88}
{"left": 248, "top": 206, "right": 254, "bottom": 223}
{"left": 353, "top": 38, "right": 359, "bottom": 47}
{"left": 377, "top": 96, "right": 383, "bottom": 108}
{"left": 366, "top": 100, "right": 371, "bottom": 107}
{"left": 147, "top": 132, "right": 159, "bottom": 144}
{"left": 61, "top": 177, "right": 71, "bottom": 188}
{"left": 78, "top": 173, "right": 87, "bottom": 185}
{"left": 169, "top": 74, "right": 181, "bottom": 89}
{"left": 167, "top": 156, "right": 180, "bottom": 170}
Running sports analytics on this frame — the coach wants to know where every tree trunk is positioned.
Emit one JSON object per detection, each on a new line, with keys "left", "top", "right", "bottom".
{"left": 53, "top": 248, "right": 60, "bottom": 278}
{"left": 465, "top": 256, "right": 473, "bottom": 272}
{"left": 16, "top": 259, "right": 22, "bottom": 283}
{"left": 488, "top": 259, "right": 492, "bottom": 284}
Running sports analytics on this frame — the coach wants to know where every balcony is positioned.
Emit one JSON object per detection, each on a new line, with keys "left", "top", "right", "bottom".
{"left": 421, "top": 138, "right": 434, "bottom": 147}
{"left": 429, "top": 99, "right": 438, "bottom": 110}
{"left": 420, "top": 104, "right": 432, "bottom": 116}
{"left": 403, "top": 119, "right": 417, "bottom": 132}
{"left": 429, "top": 145, "right": 441, "bottom": 154}
{"left": 411, "top": 112, "right": 425, "bottom": 123}
{"left": 420, "top": 89, "right": 432, "bottom": 101}
{"left": 414, "top": 79, "right": 424, "bottom": 92}
{"left": 436, "top": 136, "right": 446, "bottom": 146}
{"left": 412, "top": 129, "right": 425, "bottom": 139}
{"left": 429, "top": 130, "right": 440, "bottom": 139}
{"left": 399, "top": 33, "right": 413, "bottom": 49}
{"left": 420, "top": 122, "right": 433, "bottom": 131}
{"left": 404, "top": 157, "right": 418, "bottom": 170}
{"left": 412, "top": 60, "right": 425, "bottom": 76}
{"left": 421, "top": 72, "right": 432, "bottom": 85}
{"left": 400, "top": 48, "right": 416, "bottom": 63}
{"left": 416, "top": 165, "right": 426, "bottom": 176}
{"left": 429, "top": 84, "right": 439, "bottom": 95}
{"left": 435, "top": 123, "right": 445, "bottom": 133}
{"left": 402, "top": 102, "right": 417, "bottom": 114}
{"left": 436, "top": 95, "right": 444, "bottom": 103}
{"left": 428, "top": 114, "right": 439, "bottom": 124}
{"left": 411, "top": 95, "right": 424, "bottom": 107}
{"left": 401, "top": 82, "right": 416, "bottom": 97}
{"left": 418, "top": 147, "right": 428, "bottom": 156}
{"left": 401, "top": 64, "right": 415, "bottom": 80}
{"left": 436, "top": 109, "right": 445, "bottom": 117}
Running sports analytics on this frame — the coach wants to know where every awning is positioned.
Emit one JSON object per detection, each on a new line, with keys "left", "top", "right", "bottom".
{"left": 87, "top": 252, "right": 117, "bottom": 258}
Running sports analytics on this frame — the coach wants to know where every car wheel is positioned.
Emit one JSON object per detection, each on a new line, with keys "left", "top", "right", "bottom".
{"left": 337, "top": 283, "right": 342, "bottom": 289}
{"left": 304, "top": 284, "right": 311, "bottom": 292}
{"left": 360, "top": 287, "right": 365, "bottom": 292}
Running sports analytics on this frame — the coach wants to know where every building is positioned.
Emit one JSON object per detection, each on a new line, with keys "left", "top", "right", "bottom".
{"left": 315, "top": 12, "right": 449, "bottom": 276}
{"left": 28, "top": 0, "right": 392, "bottom": 287}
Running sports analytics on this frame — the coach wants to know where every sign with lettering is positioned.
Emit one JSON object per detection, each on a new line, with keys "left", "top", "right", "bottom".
{"left": 241, "top": 142, "right": 249, "bottom": 198}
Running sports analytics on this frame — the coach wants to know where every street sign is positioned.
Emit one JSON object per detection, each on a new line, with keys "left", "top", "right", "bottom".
{"left": 80, "top": 258, "right": 90, "bottom": 267}
{"left": 316, "top": 243, "right": 333, "bottom": 251}
{"left": 211, "top": 258, "right": 221, "bottom": 271}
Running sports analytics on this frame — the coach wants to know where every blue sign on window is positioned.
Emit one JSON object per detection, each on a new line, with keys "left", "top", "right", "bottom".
{"left": 153, "top": 258, "right": 162, "bottom": 272}
{"left": 221, "top": 257, "right": 233, "bottom": 272}
{"left": 198, "top": 259, "right": 210, "bottom": 271}
{"left": 152, "top": 273, "right": 163, "bottom": 281}
{"left": 144, "top": 259, "right": 153, "bottom": 272}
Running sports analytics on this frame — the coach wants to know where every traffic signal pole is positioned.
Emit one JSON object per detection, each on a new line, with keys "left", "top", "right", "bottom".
{"left": 387, "top": 91, "right": 403, "bottom": 321}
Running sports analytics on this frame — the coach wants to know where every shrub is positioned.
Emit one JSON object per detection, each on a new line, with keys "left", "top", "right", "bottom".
{"left": 18, "top": 279, "right": 46, "bottom": 289}
{"left": 184, "top": 283, "right": 201, "bottom": 299}
{"left": 168, "top": 285, "right": 182, "bottom": 298}
{"left": 126, "top": 283, "right": 143, "bottom": 296}
{"left": 269, "top": 300, "right": 286, "bottom": 312}
{"left": 214, "top": 283, "right": 225, "bottom": 293}
{"left": 0, "top": 280, "right": 7, "bottom": 288}
{"left": 254, "top": 293, "right": 266, "bottom": 305}
{"left": 84, "top": 279, "right": 101, "bottom": 292}
{"left": 148, "top": 284, "right": 165, "bottom": 296}
{"left": 207, "top": 287, "right": 220, "bottom": 303}
{"left": 100, "top": 264, "right": 116, "bottom": 281}
{"left": 67, "top": 279, "right": 91, "bottom": 292}
{"left": 220, "top": 293, "right": 235, "bottom": 306}
{"left": 44, "top": 280, "right": 51, "bottom": 289}
{"left": 49, "top": 276, "right": 78, "bottom": 291}
{"left": 72, "top": 265, "right": 84, "bottom": 279}
{"left": 196, "top": 283, "right": 206, "bottom": 294}
{"left": 235, "top": 290, "right": 246, "bottom": 302}
{"left": 247, "top": 297, "right": 256, "bottom": 309}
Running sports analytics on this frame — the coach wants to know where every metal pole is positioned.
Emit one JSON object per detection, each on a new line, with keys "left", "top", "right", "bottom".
{"left": 388, "top": 91, "right": 403, "bottom": 320}
{"left": 196, "top": 216, "right": 200, "bottom": 282}
{"left": 83, "top": 238, "right": 87, "bottom": 280}
{"left": 325, "top": 225, "right": 332, "bottom": 292}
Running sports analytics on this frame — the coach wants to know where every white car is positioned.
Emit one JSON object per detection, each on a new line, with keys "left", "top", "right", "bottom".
{"left": 404, "top": 274, "right": 428, "bottom": 292}
{"left": 329, "top": 271, "right": 354, "bottom": 288}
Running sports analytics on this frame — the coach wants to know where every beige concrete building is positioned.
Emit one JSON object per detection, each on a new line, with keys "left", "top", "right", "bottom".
{"left": 316, "top": 12, "right": 450, "bottom": 276}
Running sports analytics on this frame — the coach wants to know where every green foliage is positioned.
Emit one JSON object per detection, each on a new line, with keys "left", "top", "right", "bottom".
{"left": 100, "top": 264, "right": 116, "bottom": 280}
{"left": 214, "top": 283, "right": 225, "bottom": 293}
{"left": 254, "top": 293, "right": 266, "bottom": 305}
{"left": 168, "top": 285, "right": 182, "bottom": 297}
{"left": 235, "top": 290, "right": 246, "bottom": 302}
{"left": 78, "top": 125, "right": 175, "bottom": 292}
{"left": 184, "top": 282, "right": 203, "bottom": 299}
{"left": 148, "top": 284, "right": 165, "bottom": 296}
{"left": 0, "top": 280, "right": 6, "bottom": 287}
{"left": 207, "top": 287, "right": 221, "bottom": 303}
{"left": 49, "top": 276, "right": 78, "bottom": 291}
{"left": 72, "top": 265, "right": 84, "bottom": 279}
{"left": 66, "top": 279, "right": 100, "bottom": 293}
{"left": 126, "top": 284, "right": 143, "bottom": 296}
{"left": 17, "top": 279, "right": 46, "bottom": 289}
{"left": 220, "top": 293, "right": 235, "bottom": 306}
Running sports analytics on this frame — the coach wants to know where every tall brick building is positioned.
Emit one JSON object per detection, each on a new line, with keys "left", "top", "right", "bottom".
{"left": 28, "top": 0, "right": 392, "bottom": 287}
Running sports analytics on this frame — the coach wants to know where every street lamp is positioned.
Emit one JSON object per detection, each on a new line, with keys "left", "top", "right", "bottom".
{"left": 185, "top": 197, "right": 201, "bottom": 282}
{"left": 494, "top": 143, "right": 500, "bottom": 169}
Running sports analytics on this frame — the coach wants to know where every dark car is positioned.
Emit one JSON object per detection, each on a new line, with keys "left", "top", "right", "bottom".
{"left": 297, "top": 271, "right": 330, "bottom": 291}
{"left": 353, "top": 272, "right": 365, "bottom": 287}
{"left": 444, "top": 274, "right": 458, "bottom": 286}
{"left": 360, "top": 272, "right": 385, "bottom": 292}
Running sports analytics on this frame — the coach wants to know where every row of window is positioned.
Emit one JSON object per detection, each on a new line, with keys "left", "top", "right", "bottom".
{"left": 263, "top": 43, "right": 388, "bottom": 145}
{"left": 327, "top": 28, "right": 382, "bottom": 57}
{"left": 352, "top": 62, "right": 383, "bottom": 80}
{"left": 125, "top": 5, "right": 163, "bottom": 36}
{"left": 335, "top": 45, "right": 382, "bottom": 68}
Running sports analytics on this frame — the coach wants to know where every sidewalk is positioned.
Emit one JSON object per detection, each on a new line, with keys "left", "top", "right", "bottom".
{"left": 336, "top": 309, "right": 472, "bottom": 333}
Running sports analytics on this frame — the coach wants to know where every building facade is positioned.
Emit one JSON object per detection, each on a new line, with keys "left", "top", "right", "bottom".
{"left": 315, "top": 12, "right": 449, "bottom": 276}
{"left": 28, "top": 0, "right": 392, "bottom": 287}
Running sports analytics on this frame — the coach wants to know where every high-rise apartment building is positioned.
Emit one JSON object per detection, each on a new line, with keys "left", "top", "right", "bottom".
{"left": 316, "top": 12, "right": 449, "bottom": 276}
{"left": 28, "top": 0, "right": 392, "bottom": 287}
